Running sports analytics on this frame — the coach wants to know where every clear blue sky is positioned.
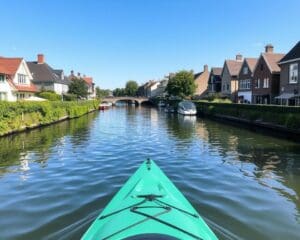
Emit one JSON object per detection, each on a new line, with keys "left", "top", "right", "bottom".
{"left": 1, "top": 0, "right": 299, "bottom": 89}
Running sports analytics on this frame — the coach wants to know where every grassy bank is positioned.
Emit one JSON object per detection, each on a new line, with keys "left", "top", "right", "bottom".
{"left": 0, "top": 100, "right": 99, "bottom": 136}
{"left": 195, "top": 102, "right": 300, "bottom": 131}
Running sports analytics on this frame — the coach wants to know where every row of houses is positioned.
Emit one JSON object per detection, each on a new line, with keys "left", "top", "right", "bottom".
{"left": 0, "top": 54, "right": 95, "bottom": 101}
{"left": 195, "top": 41, "right": 300, "bottom": 105}
{"left": 139, "top": 41, "right": 299, "bottom": 106}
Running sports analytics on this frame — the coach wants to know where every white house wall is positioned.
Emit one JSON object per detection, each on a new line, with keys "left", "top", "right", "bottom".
{"left": 0, "top": 80, "right": 16, "bottom": 101}
{"left": 238, "top": 91, "right": 252, "bottom": 103}
{"left": 54, "top": 83, "right": 69, "bottom": 95}
{"left": 12, "top": 60, "right": 33, "bottom": 85}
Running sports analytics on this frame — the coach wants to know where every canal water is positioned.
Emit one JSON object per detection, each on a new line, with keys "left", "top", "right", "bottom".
{"left": 0, "top": 106, "right": 299, "bottom": 240}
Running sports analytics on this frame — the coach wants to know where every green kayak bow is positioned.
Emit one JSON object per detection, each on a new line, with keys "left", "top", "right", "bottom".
{"left": 82, "top": 159, "right": 218, "bottom": 240}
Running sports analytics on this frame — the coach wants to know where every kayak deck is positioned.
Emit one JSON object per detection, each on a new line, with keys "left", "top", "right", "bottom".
{"left": 82, "top": 159, "right": 218, "bottom": 240}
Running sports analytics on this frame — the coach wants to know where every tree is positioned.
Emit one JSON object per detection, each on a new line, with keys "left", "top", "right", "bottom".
{"left": 125, "top": 80, "right": 138, "bottom": 96}
{"left": 113, "top": 88, "right": 126, "bottom": 97}
{"left": 68, "top": 78, "right": 88, "bottom": 98}
{"left": 165, "top": 70, "right": 196, "bottom": 98}
{"left": 96, "top": 86, "right": 111, "bottom": 99}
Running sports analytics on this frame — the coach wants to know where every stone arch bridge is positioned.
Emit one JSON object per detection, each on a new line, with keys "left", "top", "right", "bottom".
{"left": 101, "top": 97, "right": 151, "bottom": 105}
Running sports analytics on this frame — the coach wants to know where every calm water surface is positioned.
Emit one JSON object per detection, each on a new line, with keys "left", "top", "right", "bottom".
{"left": 0, "top": 106, "right": 299, "bottom": 240}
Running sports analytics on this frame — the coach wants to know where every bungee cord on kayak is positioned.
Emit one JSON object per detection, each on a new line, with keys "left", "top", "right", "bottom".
{"left": 99, "top": 194, "right": 203, "bottom": 239}
{"left": 82, "top": 160, "right": 218, "bottom": 240}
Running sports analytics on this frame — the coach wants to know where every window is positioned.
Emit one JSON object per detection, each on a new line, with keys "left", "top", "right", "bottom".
{"left": 0, "top": 74, "right": 5, "bottom": 82}
{"left": 246, "top": 79, "right": 250, "bottom": 89}
{"left": 227, "top": 84, "right": 229, "bottom": 91}
{"left": 289, "top": 63, "right": 298, "bottom": 84}
{"left": 255, "top": 78, "right": 260, "bottom": 88}
{"left": 0, "top": 92, "right": 7, "bottom": 101}
{"left": 17, "top": 93, "right": 25, "bottom": 100}
{"left": 260, "top": 64, "right": 264, "bottom": 71}
{"left": 243, "top": 67, "right": 248, "bottom": 75}
{"left": 263, "top": 78, "right": 269, "bottom": 88}
{"left": 18, "top": 74, "right": 26, "bottom": 84}
{"left": 240, "top": 79, "right": 251, "bottom": 90}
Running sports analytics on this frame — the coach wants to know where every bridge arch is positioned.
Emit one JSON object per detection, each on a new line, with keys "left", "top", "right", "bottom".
{"left": 102, "top": 97, "right": 151, "bottom": 106}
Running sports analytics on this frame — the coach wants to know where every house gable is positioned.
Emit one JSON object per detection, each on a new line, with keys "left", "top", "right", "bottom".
{"left": 279, "top": 41, "right": 300, "bottom": 64}
{"left": 13, "top": 59, "right": 33, "bottom": 84}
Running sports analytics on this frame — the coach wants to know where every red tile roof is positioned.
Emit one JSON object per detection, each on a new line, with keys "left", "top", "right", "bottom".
{"left": 82, "top": 77, "right": 93, "bottom": 86}
{"left": 0, "top": 57, "right": 22, "bottom": 75}
{"left": 245, "top": 58, "right": 258, "bottom": 72}
{"left": 0, "top": 65, "right": 8, "bottom": 74}
{"left": 8, "top": 80, "right": 38, "bottom": 92}
{"left": 262, "top": 53, "right": 285, "bottom": 73}
{"left": 211, "top": 67, "right": 223, "bottom": 76}
{"left": 225, "top": 60, "right": 243, "bottom": 76}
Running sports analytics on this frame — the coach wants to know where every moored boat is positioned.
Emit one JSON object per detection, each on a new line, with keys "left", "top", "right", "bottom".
{"left": 82, "top": 159, "right": 218, "bottom": 240}
{"left": 177, "top": 101, "right": 197, "bottom": 116}
{"left": 99, "top": 102, "right": 112, "bottom": 110}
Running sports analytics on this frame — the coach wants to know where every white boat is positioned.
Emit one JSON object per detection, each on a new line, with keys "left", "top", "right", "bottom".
{"left": 99, "top": 102, "right": 112, "bottom": 110}
{"left": 177, "top": 101, "right": 197, "bottom": 115}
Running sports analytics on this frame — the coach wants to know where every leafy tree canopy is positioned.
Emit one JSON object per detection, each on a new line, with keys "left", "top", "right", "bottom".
{"left": 166, "top": 70, "right": 196, "bottom": 98}
{"left": 113, "top": 88, "right": 126, "bottom": 97}
{"left": 68, "top": 78, "right": 88, "bottom": 98}
{"left": 125, "top": 80, "right": 138, "bottom": 96}
{"left": 96, "top": 86, "right": 111, "bottom": 99}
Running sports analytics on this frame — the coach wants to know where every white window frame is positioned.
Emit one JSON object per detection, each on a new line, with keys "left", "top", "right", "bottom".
{"left": 18, "top": 74, "right": 26, "bottom": 84}
{"left": 289, "top": 63, "right": 298, "bottom": 84}
{"left": 246, "top": 79, "right": 250, "bottom": 89}
{"left": 255, "top": 78, "right": 260, "bottom": 88}
{"left": 263, "top": 78, "right": 269, "bottom": 88}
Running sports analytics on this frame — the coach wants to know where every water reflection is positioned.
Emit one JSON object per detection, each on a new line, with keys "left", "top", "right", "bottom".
{"left": 0, "top": 108, "right": 299, "bottom": 239}
{"left": 193, "top": 118, "right": 300, "bottom": 220}
{"left": 165, "top": 114, "right": 197, "bottom": 140}
{"left": 0, "top": 112, "right": 98, "bottom": 177}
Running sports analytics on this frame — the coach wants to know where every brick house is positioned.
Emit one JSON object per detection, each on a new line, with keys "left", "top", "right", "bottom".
{"left": 276, "top": 41, "right": 300, "bottom": 105}
{"left": 237, "top": 58, "right": 258, "bottom": 103}
{"left": 221, "top": 54, "right": 243, "bottom": 102}
{"left": 194, "top": 65, "right": 210, "bottom": 98}
{"left": 207, "top": 67, "right": 222, "bottom": 94}
{"left": 252, "top": 45, "right": 285, "bottom": 104}
{"left": 0, "top": 57, "right": 37, "bottom": 101}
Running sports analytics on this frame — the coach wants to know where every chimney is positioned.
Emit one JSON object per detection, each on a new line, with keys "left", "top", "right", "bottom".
{"left": 265, "top": 44, "right": 274, "bottom": 53}
{"left": 77, "top": 72, "right": 81, "bottom": 77}
{"left": 37, "top": 54, "right": 45, "bottom": 64}
{"left": 71, "top": 70, "right": 74, "bottom": 76}
{"left": 204, "top": 64, "right": 208, "bottom": 72}
{"left": 236, "top": 54, "right": 243, "bottom": 61}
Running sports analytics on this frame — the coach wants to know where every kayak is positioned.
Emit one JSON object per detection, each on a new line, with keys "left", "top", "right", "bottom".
{"left": 82, "top": 159, "right": 218, "bottom": 240}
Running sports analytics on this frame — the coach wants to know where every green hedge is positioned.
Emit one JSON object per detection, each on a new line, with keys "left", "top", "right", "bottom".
{"left": 37, "top": 91, "right": 61, "bottom": 101}
{"left": 0, "top": 100, "right": 99, "bottom": 136}
{"left": 195, "top": 102, "right": 300, "bottom": 130}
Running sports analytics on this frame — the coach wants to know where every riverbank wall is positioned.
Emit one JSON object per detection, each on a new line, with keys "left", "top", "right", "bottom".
{"left": 195, "top": 101, "right": 300, "bottom": 140}
{"left": 0, "top": 100, "right": 99, "bottom": 137}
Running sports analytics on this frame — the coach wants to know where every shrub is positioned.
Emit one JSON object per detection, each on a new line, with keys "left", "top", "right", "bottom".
{"left": 195, "top": 102, "right": 300, "bottom": 131}
{"left": 0, "top": 100, "right": 99, "bottom": 136}
{"left": 37, "top": 91, "right": 61, "bottom": 101}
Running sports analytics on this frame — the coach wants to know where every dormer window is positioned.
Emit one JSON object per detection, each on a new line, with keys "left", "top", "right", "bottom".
{"left": 289, "top": 63, "right": 298, "bottom": 84}
{"left": 243, "top": 67, "right": 248, "bottom": 75}
{"left": 18, "top": 74, "right": 26, "bottom": 84}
